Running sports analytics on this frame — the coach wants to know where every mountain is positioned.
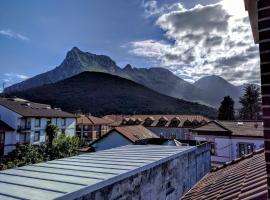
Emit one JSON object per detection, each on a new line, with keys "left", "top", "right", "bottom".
{"left": 4, "top": 47, "right": 246, "bottom": 107}
{"left": 8, "top": 72, "right": 217, "bottom": 118}
{"left": 194, "top": 75, "right": 246, "bottom": 107}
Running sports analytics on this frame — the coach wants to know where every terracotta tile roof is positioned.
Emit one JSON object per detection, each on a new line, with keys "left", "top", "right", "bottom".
{"left": 90, "top": 125, "right": 159, "bottom": 145}
{"left": 103, "top": 115, "right": 209, "bottom": 128}
{"left": 0, "top": 98, "right": 75, "bottom": 118}
{"left": 192, "top": 120, "right": 263, "bottom": 137}
{"left": 0, "top": 120, "right": 14, "bottom": 131}
{"left": 76, "top": 115, "right": 111, "bottom": 125}
{"left": 181, "top": 149, "right": 267, "bottom": 200}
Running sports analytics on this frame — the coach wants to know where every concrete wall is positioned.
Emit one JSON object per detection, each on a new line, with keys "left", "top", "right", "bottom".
{"left": 147, "top": 127, "right": 189, "bottom": 140}
{"left": 75, "top": 144, "right": 210, "bottom": 200}
{"left": 92, "top": 131, "right": 132, "bottom": 151}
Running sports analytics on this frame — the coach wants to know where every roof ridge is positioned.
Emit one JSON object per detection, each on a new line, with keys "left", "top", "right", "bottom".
{"left": 211, "top": 148, "right": 265, "bottom": 172}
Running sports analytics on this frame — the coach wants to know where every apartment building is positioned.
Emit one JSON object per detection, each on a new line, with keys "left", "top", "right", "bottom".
{"left": 76, "top": 114, "right": 111, "bottom": 141}
{"left": 0, "top": 97, "right": 76, "bottom": 155}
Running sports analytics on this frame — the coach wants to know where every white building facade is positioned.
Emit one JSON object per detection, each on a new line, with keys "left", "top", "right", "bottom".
{"left": 0, "top": 98, "right": 76, "bottom": 156}
{"left": 192, "top": 121, "right": 264, "bottom": 166}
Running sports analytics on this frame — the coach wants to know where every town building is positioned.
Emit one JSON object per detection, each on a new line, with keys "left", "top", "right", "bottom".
{"left": 76, "top": 114, "right": 111, "bottom": 141}
{"left": 0, "top": 145, "right": 210, "bottom": 200}
{"left": 90, "top": 125, "right": 159, "bottom": 151}
{"left": 181, "top": 149, "right": 267, "bottom": 200}
{"left": 0, "top": 97, "right": 76, "bottom": 155}
{"left": 104, "top": 115, "right": 209, "bottom": 139}
{"left": 191, "top": 120, "right": 264, "bottom": 166}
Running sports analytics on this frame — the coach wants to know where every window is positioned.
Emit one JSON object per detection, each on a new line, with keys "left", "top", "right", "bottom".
{"left": 210, "top": 143, "right": 216, "bottom": 155}
{"left": 34, "top": 131, "right": 40, "bottom": 142}
{"left": 61, "top": 118, "right": 66, "bottom": 126}
{"left": 61, "top": 129, "right": 65, "bottom": 135}
{"left": 238, "top": 143, "right": 254, "bottom": 157}
{"left": 35, "top": 118, "right": 41, "bottom": 127}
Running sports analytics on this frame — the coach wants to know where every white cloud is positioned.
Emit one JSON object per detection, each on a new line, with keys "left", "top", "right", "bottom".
{"left": 0, "top": 29, "right": 29, "bottom": 41}
{"left": 4, "top": 73, "right": 29, "bottom": 79}
{"left": 131, "top": 0, "right": 259, "bottom": 85}
{"left": 142, "top": 0, "right": 184, "bottom": 17}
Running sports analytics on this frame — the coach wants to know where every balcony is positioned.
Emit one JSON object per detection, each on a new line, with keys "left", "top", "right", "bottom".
{"left": 17, "top": 125, "right": 31, "bottom": 132}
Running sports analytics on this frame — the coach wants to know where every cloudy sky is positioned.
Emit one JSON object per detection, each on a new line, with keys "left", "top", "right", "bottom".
{"left": 0, "top": 0, "right": 259, "bottom": 89}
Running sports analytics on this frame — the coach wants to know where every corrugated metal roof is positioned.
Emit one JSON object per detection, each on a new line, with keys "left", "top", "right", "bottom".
{"left": 0, "top": 145, "right": 195, "bottom": 200}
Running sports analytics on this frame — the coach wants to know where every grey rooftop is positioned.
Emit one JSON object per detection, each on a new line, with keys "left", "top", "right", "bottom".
{"left": 0, "top": 145, "right": 195, "bottom": 200}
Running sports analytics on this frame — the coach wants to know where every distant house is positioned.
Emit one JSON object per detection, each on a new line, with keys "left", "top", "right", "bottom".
{"left": 181, "top": 149, "right": 266, "bottom": 200}
{"left": 0, "top": 97, "right": 76, "bottom": 155}
{"left": 191, "top": 120, "right": 264, "bottom": 166}
{"left": 90, "top": 125, "right": 159, "bottom": 151}
{"left": 76, "top": 115, "right": 111, "bottom": 141}
{"left": 103, "top": 115, "right": 209, "bottom": 139}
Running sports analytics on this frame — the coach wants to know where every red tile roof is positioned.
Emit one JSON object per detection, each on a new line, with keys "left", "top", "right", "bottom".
{"left": 181, "top": 149, "right": 267, "bottom": 200}
{"left": 76, "top": 115, "right": 111, "bottom": 125}
{"left": 103, "top": 115, "right": 209, "bottom": 128}
{"left": 0, "top": 98, "right": 75, "bottom": 118}
{"left": 90, "top": 125, "right": 159, "bottom": 145}
{"left": 192, "top": 120, "right": 263, "bottom": 137}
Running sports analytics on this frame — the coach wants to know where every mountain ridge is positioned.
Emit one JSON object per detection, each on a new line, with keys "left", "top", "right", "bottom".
{"left": 5, "top": 47, "right": 248, "bottom": 107}
{"left": 8, "top": 71, "right": 217, "bottom": 118}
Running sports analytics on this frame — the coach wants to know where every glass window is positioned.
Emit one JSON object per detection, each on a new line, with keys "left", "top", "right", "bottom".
{"left": 210, "top": 143, "right": 216, "bottom": 155}
{"left": 34, "top": 131, "right": 40, "bottom": 142}
{"left": 61, "top": 118, "right": 66, "bottom": 126}
{"left": 61, "top": 129, "right": 65, "bottom": 135}
{"left": 35, "top": 118, "right": 41, "bottom": 127}
{"left": 238, "top": 143, "right": 254, "bottom": 157}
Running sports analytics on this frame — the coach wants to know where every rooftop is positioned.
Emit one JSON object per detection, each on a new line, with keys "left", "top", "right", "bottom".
{"left": 76, "top": 114, "right": 111, "bottom": 125}
{"left": 103, "top": 115, "right": 209, "bottom": 128}
{"left": 0, "top": 145, "right": 195, "bottom": 200}
{"left": 0, "top": 98, "right": 75, "bottom": 118}
{"left": 91, "top": 125, "right": 159, "bottom": 145}
{"left": 192, "top": 120, "right": 264, "bottom": 137}
{"left": 181, "top": 149, "right": 266, "bottom": 200}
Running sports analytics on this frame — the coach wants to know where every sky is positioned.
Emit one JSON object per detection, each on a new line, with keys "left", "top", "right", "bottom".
{"left": 0, "top": 0, "right": 259, "bottom": 90}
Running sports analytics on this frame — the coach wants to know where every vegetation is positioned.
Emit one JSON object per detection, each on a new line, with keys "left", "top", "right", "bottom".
{"left": 218, "top": 96, "right": 235, "bottom": 120}
{"left": 8, "top": 72, "right": 218, "bottom": 118}
{"left": 0, "top": 134, "right": 80, "bottom": 171}
{"left": 46, "top": 123, "right": 59, "bottom": 147}
{"left": 239, "top": 85, "right": 261, "bottom": 120}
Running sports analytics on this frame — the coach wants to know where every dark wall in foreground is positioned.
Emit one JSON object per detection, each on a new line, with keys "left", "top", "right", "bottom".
{"left": 75, "top": 144, "right": 210, "bottom": 200}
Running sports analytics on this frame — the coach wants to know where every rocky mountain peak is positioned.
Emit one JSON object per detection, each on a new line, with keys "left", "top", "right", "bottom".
{"left": 124, "top": 64, "right": 133, "bottom": 70}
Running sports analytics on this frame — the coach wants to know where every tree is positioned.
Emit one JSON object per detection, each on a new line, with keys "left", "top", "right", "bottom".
{"left": 45, "top": 123, "right": 59, "bottom": 147}
{"left": 239, "top": 85, "right": 261, "bottom": 120}
{"left": 218, "top": 96, "right": 235, "bottom": 120}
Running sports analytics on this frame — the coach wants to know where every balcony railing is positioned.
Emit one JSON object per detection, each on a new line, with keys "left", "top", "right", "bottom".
{"left": 17, "top": 125, "right": 31, "bottom": 132}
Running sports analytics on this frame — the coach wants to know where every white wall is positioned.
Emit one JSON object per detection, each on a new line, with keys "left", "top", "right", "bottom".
{"left": 92, "top": 131, "right": 132, "bottom": 151}
{"left": 0, "top": 104, "right": 76, "bottom": 154}
{"left": 195, "top": 134, "right": 264, "bottom": 165}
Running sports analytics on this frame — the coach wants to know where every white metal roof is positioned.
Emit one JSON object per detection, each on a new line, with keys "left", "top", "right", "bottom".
{"left": 0, "top": 145, "right": 195, "bottom": 200}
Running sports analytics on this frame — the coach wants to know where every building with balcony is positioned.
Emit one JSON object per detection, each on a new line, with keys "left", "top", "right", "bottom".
{"left": 76, "top": 114, "right": 111, "bottom": 141}
{"left": 0, "top": 97, "right": 76, "bottom": 155}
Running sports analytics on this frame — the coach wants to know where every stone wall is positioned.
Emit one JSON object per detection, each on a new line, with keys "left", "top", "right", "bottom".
{"left": 76, "top": 144, "right": 210, "bottom": 200}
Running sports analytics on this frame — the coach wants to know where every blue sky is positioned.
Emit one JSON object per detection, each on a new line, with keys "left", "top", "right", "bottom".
{"left": 0, "top": 0, "right": 259, "bottom": 89}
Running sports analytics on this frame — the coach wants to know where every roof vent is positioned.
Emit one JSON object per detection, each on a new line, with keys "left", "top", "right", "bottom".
{"left": 237, "top": 122, "right": 244, "bottom": 126}
{"left": 22, "top": 102, "right": 31, "bottom": 107}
